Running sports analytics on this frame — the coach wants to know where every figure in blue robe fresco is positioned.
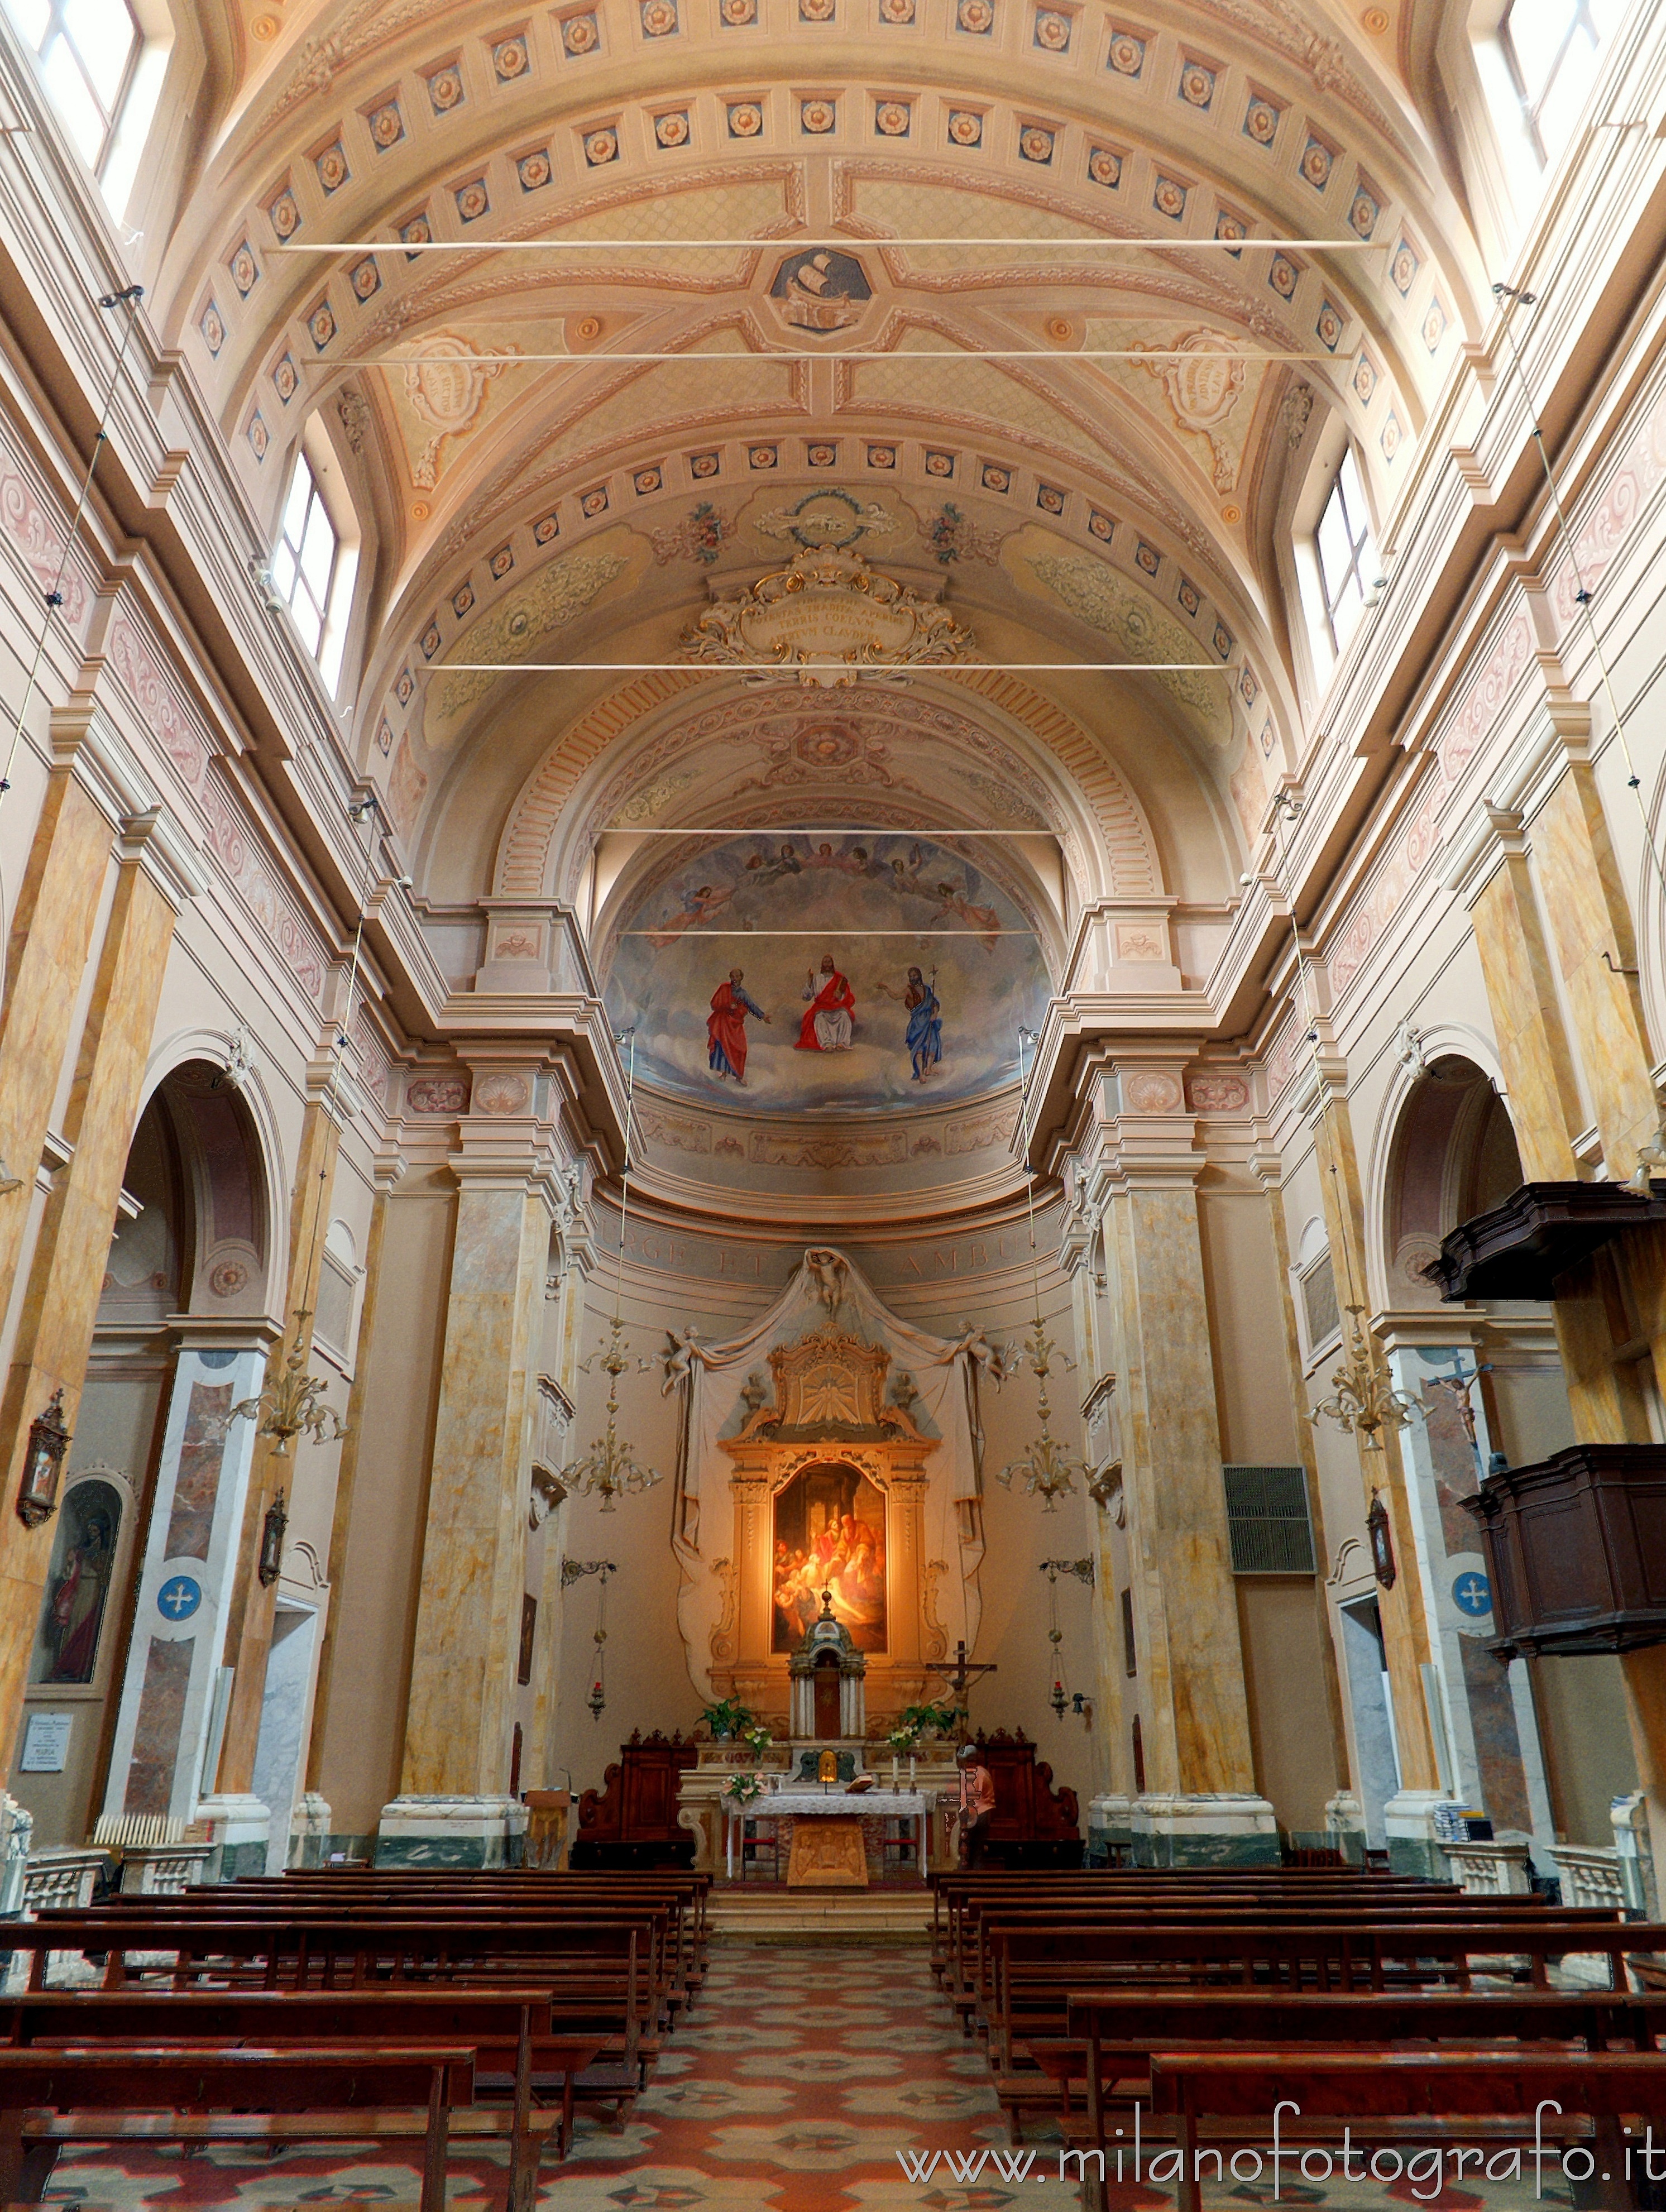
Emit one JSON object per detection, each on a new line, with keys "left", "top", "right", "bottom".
{"left": 878, "top": 965, "right": 942, "bottom": 1080}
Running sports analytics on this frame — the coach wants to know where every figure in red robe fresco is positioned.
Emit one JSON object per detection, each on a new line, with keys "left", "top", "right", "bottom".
{"left": 707, "top": 967, "right": 770, "bottom": 1082}
{"left": 796, "top": 954, "right": 856, "bottom": 1051}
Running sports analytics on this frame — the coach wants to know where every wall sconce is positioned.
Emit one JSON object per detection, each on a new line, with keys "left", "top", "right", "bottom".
{"left": 16, "top": 1388, "right": 70, "bottom": 1528}
{"left": 257, "top": 1491, "right": 288, "bottom": 1587}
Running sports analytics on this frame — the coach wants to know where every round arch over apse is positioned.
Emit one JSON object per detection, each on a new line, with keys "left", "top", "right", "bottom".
{"left": 488, "top": 671, "right": 1169, "bottom": 913}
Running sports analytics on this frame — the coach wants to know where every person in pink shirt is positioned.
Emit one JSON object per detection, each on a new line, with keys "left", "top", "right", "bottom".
{"left": 954, "top": 1742, "right": 995, "bottom": 1868}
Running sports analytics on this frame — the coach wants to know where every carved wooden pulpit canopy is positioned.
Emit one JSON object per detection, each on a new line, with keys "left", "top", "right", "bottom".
{"left": 715, "top": 1324, "right": 939, "bottom": 1736}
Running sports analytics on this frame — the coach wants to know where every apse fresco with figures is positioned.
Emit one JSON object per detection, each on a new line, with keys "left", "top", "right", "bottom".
{"left": 772, "top": 1463, "right": 887, "bottom": 1653}
{"left": 603, "top": 831, "right": 1049, "bottom": 1113}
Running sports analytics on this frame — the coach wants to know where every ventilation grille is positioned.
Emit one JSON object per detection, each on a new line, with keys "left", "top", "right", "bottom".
{"left": 1223, "top": 1464, "right": 1316, "bottom": 1575}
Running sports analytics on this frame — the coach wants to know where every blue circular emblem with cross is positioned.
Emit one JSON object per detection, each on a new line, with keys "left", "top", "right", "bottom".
{"left": 1452, "top": 1569, "right": 1492, "bottom": 1617}
{"left": 157, "top": 1574, "right": 202, "bottom": 1623}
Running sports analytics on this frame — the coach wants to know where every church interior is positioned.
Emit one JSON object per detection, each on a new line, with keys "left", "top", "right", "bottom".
{"left": 1, "top": 0, "right": 1665, "bottom": 2201}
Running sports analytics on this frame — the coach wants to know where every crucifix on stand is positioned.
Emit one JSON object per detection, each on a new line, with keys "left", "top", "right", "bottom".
{"left": 925, "top": 1641, "right": 998, "bottom": 1733}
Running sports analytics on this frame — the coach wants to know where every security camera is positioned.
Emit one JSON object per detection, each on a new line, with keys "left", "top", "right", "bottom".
{"left": 394, "top": 873, "right": 414, "bottom": 888}
{"left": 1238, "top": 872, "right": 1255, "bottom": 886}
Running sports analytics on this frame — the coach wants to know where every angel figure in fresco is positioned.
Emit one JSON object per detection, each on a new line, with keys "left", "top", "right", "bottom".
{"left": 796, "top": 955, "right": 856, "bottom": 1051}
{"left": 876, "top": 965, "right": 942, "bottom": 1080}
{"left": 707, "top": 966, "right": 770, "bottom": 1082}
{"left": 646, "top": 882, "right": 734, "bottom": 950}
{"left": 931, "top": 872, "right": 1002, "bottom": 951}
{"left": 744, "top": 842, "right": 803, "bottom": 884}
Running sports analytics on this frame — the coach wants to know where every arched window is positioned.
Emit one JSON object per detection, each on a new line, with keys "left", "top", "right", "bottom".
{"left": 4, "top": 0, "right": 140, "bottom": 173}
{"left": 272, "top": 428, "right": 361, "bottom": 693}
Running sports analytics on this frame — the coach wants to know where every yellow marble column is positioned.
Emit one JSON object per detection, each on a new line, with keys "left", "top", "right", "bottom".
{"left": 0, "top": 799, "right": 201, "bottom": 1746}
{"left": 304, "top": 1156, "right": 397, "bottom": 1808}
{"left": 1462, "top": 782, "right": 1666, "bottom": 1876}
{"left": 1096, "top": 1075, "right": 1266, "bottom": 1859}
{"left": 0, "top": 772, "right": 117, "bottom": 1334}
{"left": 1309, "top": 1083, "right": 1443, "bottom": 1796}
{"left": 392, "top": 1113, "right": 557, "bottom": 1853}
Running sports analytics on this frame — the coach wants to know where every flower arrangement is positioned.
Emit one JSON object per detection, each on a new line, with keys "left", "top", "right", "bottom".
{"left": 722, "top": 1770, "right": 767, "bottom": 1805}
{"left": 886, "top": 1699, "right": 960, "bottom": 1751}
{"left": 700, "top": 1696, "right": 759, "bottom": 1741}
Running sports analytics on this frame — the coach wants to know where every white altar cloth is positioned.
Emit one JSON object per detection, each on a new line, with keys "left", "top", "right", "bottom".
{"left": 724, "top": 1789, "right": 932, "bottom": 1881}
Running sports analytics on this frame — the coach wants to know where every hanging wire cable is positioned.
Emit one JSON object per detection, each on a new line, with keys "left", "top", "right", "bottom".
{"left": 0, "top": 284, "right": 142, "bottom": 810}
{"left": 561, "top": 1031, "right": 660, "bottom": 1510}
{"left": 998, "top": 1025, "right": 1086, "bottom": 1511}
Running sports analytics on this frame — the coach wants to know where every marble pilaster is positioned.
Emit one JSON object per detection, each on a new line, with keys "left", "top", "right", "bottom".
{"left": 303, "top": 1156, "right": 397, "bottom": 1801}
{"left": 391, "top": 1109, "right": 559, "bottom": 1837}
{"left": 0, "top": 768, "right": 114, "bottom": 1338}
{"left": 1458, "top": 792, "right": 1666, "bottom": 1893}
{"left": 1096, "top": 1067, "right": 1257, "bottom": 1817}
{"left": 0, "top": 786, "right": 202, "bottom": 1742}
{"left": 1309, "top": 1079, "right": 1444, "bottom": 1795}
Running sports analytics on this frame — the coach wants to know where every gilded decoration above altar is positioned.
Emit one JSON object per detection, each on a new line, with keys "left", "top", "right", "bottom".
{"left": 679, "top": 546, "right": 975, "bottom": 687}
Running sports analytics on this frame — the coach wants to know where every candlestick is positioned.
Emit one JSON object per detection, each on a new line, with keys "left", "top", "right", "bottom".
{"left": 908, "top": 1754, "right": 916, "bottom": 1790}
{"left": 889, "top": 1754, "right": 898, "bottom": 1789}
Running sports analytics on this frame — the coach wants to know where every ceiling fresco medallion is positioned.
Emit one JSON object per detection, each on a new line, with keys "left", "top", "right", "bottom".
{"left": 753, "top": 487, "right": 901, "bottom": 550}
{"left": 769, "top": 246, "right": 872, "bottom": 333}
{"left": 681, "top": 546, "right": 974, "bottom": 687}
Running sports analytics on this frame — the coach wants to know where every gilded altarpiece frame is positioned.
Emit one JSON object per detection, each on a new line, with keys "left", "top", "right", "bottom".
{"left": 713, "top": 1327, "right": 938, "bottom": 1732}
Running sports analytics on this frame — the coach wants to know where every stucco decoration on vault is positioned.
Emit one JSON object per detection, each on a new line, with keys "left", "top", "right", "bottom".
{"left": 1003, "top": 525, "right": 1233, "bottom": 745}
{"left": 602, "top": 831, "right": 1048, "bottom": 1114}
{"left": 422, "top": 528, "right": 648, "bottom": 740}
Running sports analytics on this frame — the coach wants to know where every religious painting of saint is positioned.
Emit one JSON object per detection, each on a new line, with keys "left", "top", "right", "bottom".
{"left": 33, "top": 1478, "right": 121, "bottom": 1686}
{"left": 707, "top": 966, "right": 770, "bottom": 1082}
{"left": 797, "top": 955, "right": 855, "bottom": 1051}
{"left": 772, "top": 1462, "right": 886, "bottom": 1653}
{"left": 876, "top": 965, "right": 942, "bottom": 1080}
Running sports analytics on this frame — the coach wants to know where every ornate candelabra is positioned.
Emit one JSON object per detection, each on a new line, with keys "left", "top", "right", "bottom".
{"left": 562, "top": 1318, "right": 658, "bottom": 1511}
{"left": 997, "top": 1316, "right": 1088, "bottom": 1511}
{"left": 227, "top": 1310, "right": 347, "bottom": 1455}
{"left": 1309, "top": 1304, "right": 1417, "bottom": 1450}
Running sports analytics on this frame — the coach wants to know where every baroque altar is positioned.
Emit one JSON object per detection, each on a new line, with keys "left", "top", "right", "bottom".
{"left": 667, "top": 1249, "right": 1001, "bottom": 1874}
{"left": 667, "top": 1249, "right": 999, "bottom": 1736}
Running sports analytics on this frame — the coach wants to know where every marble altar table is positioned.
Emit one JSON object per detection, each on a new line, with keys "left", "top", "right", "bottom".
{"left": 724, "top": 1789, "right": 932, "bottom": 1885}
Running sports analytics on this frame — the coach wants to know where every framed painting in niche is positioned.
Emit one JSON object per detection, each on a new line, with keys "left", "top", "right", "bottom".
{"left": 33, "top": 1478, "right": 123, "bottom": 1686}
{"left": 772, "top": 1461, "right": 887, "bottom": 1653}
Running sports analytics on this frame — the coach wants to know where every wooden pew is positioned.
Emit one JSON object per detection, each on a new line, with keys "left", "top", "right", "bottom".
{"left": 2, "top": 1914, "right": 657, "bottom": 2071}
{"left": 61, "top": 1894, "right": 685, "bottom": 2037}
{"left": 973, "top": 1909, "right": 1624, "bottom": 2061}
{"left": 1145, "top": 2049, "right": 1666, "bottom": 2212}
{"left": 931, "top": 1873, "right": 1464, "bottom": 1994}
{"left": 1062, "top": 1988, "right": 1666, "bottom": 2156}
{"left": 0, "top": 2042, "right": 472, "bottom": 2212}
{"left": 0, "top": 1987, "right": 605, "bottom": 2176}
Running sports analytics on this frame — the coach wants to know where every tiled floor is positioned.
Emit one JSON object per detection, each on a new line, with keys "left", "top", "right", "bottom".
{"left": 43, "top": 1938, "right": 1582, "bottom": 2210}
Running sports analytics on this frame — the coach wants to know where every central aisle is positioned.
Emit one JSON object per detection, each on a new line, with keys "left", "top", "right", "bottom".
{"left": 552, "top": 1934, "right": 1050, "bottom": 2208}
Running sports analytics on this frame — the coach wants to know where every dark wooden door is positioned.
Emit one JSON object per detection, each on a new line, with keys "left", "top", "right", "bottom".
{"left": 813, "top": 1665, "right": 841, "bottom": 1738}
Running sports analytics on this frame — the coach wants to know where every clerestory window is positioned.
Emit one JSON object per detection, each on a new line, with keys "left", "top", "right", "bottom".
{"left": 1312, "top": 448, "right": 1376, "bottom": 659}
{"left": 4, "top": 0, "right": 140, "bottom": 173}
{"left": 1501, "top": 0, "right": 1614, "bottom": 164}
{"left": 271, "top": 448, "right": 358, "bottom": 690}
